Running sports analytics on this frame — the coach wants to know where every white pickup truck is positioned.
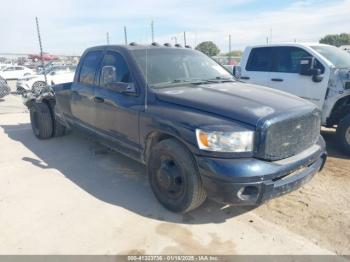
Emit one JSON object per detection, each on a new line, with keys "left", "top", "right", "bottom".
{"left": 235, "top": 43, "right": 350, "bottom": 154}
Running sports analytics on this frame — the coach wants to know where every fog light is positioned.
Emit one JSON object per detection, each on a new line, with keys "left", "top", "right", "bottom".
{"left": 237, "top": 186, "right": 259, "bottom": 201}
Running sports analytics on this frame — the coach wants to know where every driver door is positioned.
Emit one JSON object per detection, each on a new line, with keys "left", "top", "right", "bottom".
{"left": 93, "top": 50, "right": 142, "bottom": 154}
{"left": 267, "top": 46, "right": 329, "bottom": 109}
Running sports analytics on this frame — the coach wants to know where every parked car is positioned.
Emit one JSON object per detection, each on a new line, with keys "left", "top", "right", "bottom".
{"left": 234, "top": 43, "right": 350, "bottom": 154}
{"left": 0, "top": 76, "right": 10, "bottom": 98}
{"left": 17, "top": 66, "right": 76, "bottom": 94}
{"left": 0, "top": 64, "right": 10, "bottom": 71}
{"left": 0, "top": 65, "right": 33, "bottom": 80}
{"left": 24, "top": 44, "right": 326, "bottom": 213}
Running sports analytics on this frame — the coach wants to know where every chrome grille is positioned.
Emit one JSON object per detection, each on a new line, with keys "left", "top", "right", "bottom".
{"left": 257, "top": 110, "right": 320, "bottom": 161}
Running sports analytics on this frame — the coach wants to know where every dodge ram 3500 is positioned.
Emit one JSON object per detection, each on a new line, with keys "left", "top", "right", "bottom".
{"left": 25, "top": 43, "right": 327, "bottom": 213}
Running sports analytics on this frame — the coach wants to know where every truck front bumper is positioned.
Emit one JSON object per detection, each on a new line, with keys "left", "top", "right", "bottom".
{"left": 195, "top": 136, "right": 327, "bottom": 205}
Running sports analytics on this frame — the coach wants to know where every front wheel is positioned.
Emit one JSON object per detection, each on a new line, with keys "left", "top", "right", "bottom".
{"left": 336, "top": 114, "right": 350, "bottom": 155}
{"left": 147, "top": 138, "right": 206, "bottom": 213}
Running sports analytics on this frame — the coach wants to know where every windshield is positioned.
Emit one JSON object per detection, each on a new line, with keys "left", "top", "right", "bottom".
{"left": 311, "top": 45, "right": 350, "bottom": 68}
{"left": 132, "top": 48, "right": 233, "bottom": 88}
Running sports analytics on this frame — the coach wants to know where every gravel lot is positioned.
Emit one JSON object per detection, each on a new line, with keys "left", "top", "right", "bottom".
{"left": 0, "top": 81, "right": 349, "bottom": 255}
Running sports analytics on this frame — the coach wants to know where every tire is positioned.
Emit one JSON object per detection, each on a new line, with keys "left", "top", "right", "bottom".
{"left": 336, "top": 115, "right": 350, "bottom": 155}
{"left": 29, "top": 102, "right": 53, "bottom": 139}
{"left": 147, "top": 138, "right": 206, "bottom": 213}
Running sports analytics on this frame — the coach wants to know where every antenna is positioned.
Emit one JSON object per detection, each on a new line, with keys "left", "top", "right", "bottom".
{"left": 35, "top": 17, "right": 47, "bottom": 85}
{"left": 106, "top": 32, "right": 110, "bottom": 45}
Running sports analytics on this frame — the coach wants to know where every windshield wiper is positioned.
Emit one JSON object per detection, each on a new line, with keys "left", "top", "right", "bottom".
{"left": 151, "top": 77, "right": 235, "bottom": 88}
{"left": 151, "top": 79, "right": 193, "bottom": 88}
{"left": 205, "top": 76, "right": 235, "bottom": 82}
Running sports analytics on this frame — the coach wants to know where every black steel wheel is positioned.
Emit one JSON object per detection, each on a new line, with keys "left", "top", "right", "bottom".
{"left": 148, "top": 138, "right": 206, "bottom": 213}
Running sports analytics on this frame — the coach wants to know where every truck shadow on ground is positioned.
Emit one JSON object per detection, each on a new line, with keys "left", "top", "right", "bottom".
{"left": 2, "top": 123, "right": 255, "bottom": 225}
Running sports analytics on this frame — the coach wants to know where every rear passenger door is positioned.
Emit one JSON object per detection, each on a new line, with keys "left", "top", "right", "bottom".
{"left": 71, "top": 50, "right": 104, "bottom": 128}
{"left": 240, "top": 47, "right": 272, "bottom": 87}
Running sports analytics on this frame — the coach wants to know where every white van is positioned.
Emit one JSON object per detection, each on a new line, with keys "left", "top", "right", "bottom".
{"left": 235, "top": 43, "right": 350, "bottom": 154}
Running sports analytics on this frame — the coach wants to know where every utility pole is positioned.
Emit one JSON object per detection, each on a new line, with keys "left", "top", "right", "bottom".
{"left": 183, "top": 31, "right": 187, "bottom": 46}
{"left": 106, "top": 32, "right": 110, "bottom": 45}
{"left": 124, "top": 26, "right": 128, "bottom": 45}
{"left": 228, "top": 34, "right": 232, "bottom": 54}
{"left": 151, "top": 20, "right": 154, "bottom": 42}
{"left": 35, "top": 17, "right": 47, "bottom": 85}
{"left": 270, "top": 28, "right": 272, "bottom": 43}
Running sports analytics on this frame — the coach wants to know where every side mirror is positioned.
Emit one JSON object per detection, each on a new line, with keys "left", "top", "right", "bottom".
{"left": 101, "top": 65, "right": 136, "bottom": 94}
{"left": 311, "top": 68, "right": 323, "bottom": 83}
{"left": 299, "top": 57, "right": 314, "bottom": 76}
{"left": 101, "top": 65, "right": 117, "bottom": 85}
{"left": 299, "top": 57, "right": 324, "bottom": 83}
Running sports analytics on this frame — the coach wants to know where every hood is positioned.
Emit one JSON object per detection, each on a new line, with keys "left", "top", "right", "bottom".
{"left": 154, "top": 82, "right": 315, "bottom": 126}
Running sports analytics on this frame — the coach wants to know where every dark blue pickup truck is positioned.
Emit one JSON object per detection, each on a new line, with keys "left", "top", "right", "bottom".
{"left": 25, "top": 43, "right": 327, "bottom": 213}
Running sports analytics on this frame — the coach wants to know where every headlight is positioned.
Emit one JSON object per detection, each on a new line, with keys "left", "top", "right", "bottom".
{"left": 196, "top": 128, "right": 254, "bottom": 153}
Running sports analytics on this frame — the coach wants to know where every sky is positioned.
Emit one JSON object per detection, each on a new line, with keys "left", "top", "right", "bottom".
{"left": 0, "top": 0, "right": 350, "bottom": 55}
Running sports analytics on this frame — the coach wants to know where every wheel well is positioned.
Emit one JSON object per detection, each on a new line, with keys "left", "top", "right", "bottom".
{"left": 327, "top": 96, "right": 350, "bottom": 126}
{"left": 143, "top": 132, "right": 174, "bottom": 163}
{"left": 143, "top": 131, "right": 195, "bottom": 164}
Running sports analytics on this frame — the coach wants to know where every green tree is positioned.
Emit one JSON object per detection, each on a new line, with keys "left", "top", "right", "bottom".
{"left": 195, "top": 41, "right": 220, "bottom": 56}
{"left": 319, "top": 33, "right": 350, "bottom": 47}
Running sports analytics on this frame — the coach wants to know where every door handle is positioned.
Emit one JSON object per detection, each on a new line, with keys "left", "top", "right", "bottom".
{"left": 72, "top": 90, "right": 79, "bottom": 95}
{"left": 271, "top": 78, "right": 284, "bottom": 82}
{"left": 240, "top": 76, "right": 250, "bottom": 80}
{"left": 94, "top": 96, "right": 105, "bottom": 103}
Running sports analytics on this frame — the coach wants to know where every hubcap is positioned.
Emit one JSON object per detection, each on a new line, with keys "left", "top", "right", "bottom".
{"left": 156, "top": 158, "right": 183, "bottom": 197}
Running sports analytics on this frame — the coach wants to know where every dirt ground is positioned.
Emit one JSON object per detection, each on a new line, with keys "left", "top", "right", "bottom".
{"left": 255, "top": 128, "right": 350, "bottom": 254}
{"left": 0, "top": 81, "right": 349, "bottom": 254}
